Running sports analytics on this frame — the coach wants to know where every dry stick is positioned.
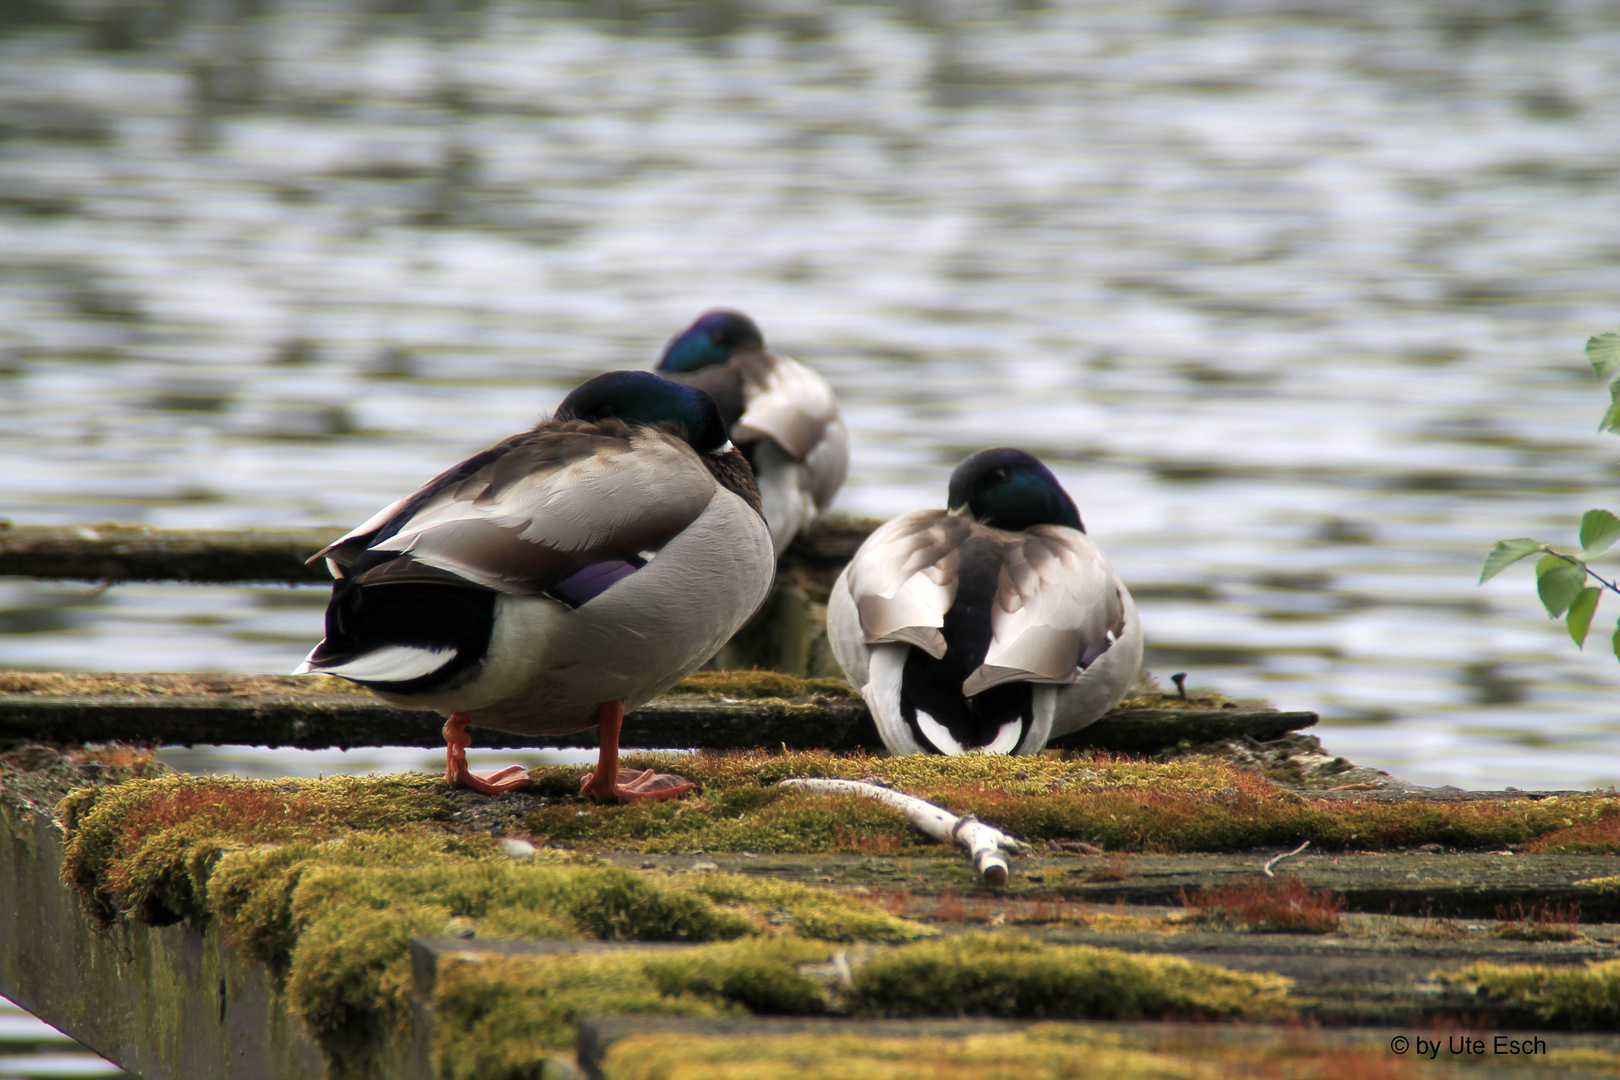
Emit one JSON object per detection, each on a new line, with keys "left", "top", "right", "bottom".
{"left": 1261, "top": 839, "right": 1311, "bottom": 878}
{"left": 778, "top": 778, "right": 1032, "bottom": 886}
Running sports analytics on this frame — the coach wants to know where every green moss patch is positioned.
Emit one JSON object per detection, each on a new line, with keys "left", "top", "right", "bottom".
{"left": 60, "top": 772, "right": 453, "bottom": 922}
{"left": 45, "top": 762, "right": 1620, "bottom": 1078}
{"left": 1525, "top": 811, "right": 1620, "bottom": 854}
{"left": 268, "top": 853, "right": 829, "bottom": 1074}
{"left": 54, "top": 772, "right": 928, "bottom": 1078}
{"left": 604, "top": 1029, "right": 1181, "bottom": 1080}
{"left": 514, "top": 751, "right": 1620, "bottom": 855}
{"left": 678, "top": 871, "right": 929, "bottom": 942}
{"left": 1448, "top": 959, "right": 1620, "bottom": 1029}
{"left": 434, "top": 938, "right": 837, "bottom": 1078}
{"left": 434, "top": 934, "right": 1291, "bottom": 1080}
{"left": 599, "top": 1022, "right": 1620, "bottom": 1080}
{"left": 603, "top": 1025, "right": 1375, "bottom": 1080}
{"left": 52, "top": 769, "right": 1297, "bottom": 1078}
{"left": 848, "top": 933, "right": 1291, "bottom": 1022}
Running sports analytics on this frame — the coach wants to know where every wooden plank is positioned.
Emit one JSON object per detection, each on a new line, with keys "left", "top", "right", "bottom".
{"left": 417, "top": 923, "right": 1619, "bottom": 1041}
{"left": 0, "top": 518, "right": 881, "bottom": 585}
{"left": 1049, "top": 705, "right": 1318, "bottom": 752}
{"left": 597, "top": 851, "right": 1620, "bottom": 921}
{"left": 0, "top": 524, "right": 334, "bottom": 585}
{"left": 0, "top": 672, "right": 1315, "bottom": 752}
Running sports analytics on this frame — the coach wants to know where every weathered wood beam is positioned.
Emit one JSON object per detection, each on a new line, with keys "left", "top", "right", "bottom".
{"left": 599, "top": 851, "right": 1620, "bottom": 922}
{"left": 0, "top": 518, "right": 881, "bottom": 585}
{"left": 0, "top": 524, "right": 334, "bottom": 584}
{"left": 0, "top": 803, "right": 357, "bottom": 1080}
{"left": 0, "top": 673, "right": 1316, "bottom": 752}
{"left": 1051, "top": 706, "right": 1317, "bottom": 754}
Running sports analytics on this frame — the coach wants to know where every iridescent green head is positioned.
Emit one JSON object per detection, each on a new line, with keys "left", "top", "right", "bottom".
{"left": 655, "top": 309, "right": 766, "bottom": 374}
{"left": 947, "top": 448, "right": 1083, "bottom": 532}
{"left": 556, "top": 371, "right": 731, "bottom": 454}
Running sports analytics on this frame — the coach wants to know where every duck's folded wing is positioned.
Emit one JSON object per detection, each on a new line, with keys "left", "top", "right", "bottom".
{"left": 963, "top": 526, "right": 1127, "bottom": 696}
{"left": 803, "top": 415, "right": 850, "bottom": 514}
{"left": 321, "top": 429, "right": 716, "bottom": 604}
{"left": 845, "top": 511, "right": 971, "bottom": 658}
{"left": 309, "top": 429, "right": 536, "bottom": 577}
{"left": 732, "top": 351, "right": 840, "bottom": 461}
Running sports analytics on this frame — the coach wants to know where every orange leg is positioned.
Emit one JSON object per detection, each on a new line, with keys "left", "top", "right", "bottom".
{"left": 579, "top": 699, "right": 695, "bottom": 804}
{"left": 443, "top": 712, "right": 531, "bottom": 795}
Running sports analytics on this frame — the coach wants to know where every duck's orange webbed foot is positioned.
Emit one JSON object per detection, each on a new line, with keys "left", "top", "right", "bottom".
{"left": 579, "top": 699, "right": 695, "bottom": 804}
{"left": 580, "top": 766, "right": 695, "bottom": 803}
{"left": 443, "top": 712, "right": 532, "bottom": 795}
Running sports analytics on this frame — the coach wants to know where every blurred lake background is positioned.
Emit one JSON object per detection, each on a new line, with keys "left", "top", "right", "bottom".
{"left": 3, "top": 0, "right": 1620, "bottom": 800}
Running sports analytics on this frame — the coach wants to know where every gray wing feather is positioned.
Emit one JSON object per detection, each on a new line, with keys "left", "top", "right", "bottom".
{"left": 844, "top": 511, "right": 970, "bottom": 659}
{"left": 844, "top": 512, "right": 1130, "bottom": 698}
{"left": 733, "top": 351, "right": 842, "bottom": 462}
{"left": 802, "top": 415, "right": 849, "bottom": 513}
{"left": 337, "top": 429, "right": 716, "bottom": 596}
{"left": 963, "top": 526, "right": 1127, "bottom": 696}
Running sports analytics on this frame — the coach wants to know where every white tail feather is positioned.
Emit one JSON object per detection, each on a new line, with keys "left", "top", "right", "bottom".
{"left": 295, "top": 644, "right": 456, "bottom": 683}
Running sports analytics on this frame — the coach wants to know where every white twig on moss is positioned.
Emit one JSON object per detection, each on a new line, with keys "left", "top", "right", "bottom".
{"left": 778, "top": 777, "right": 1032, "bottom": 886}
{"left": 1262, "top": 839, "right": 1311, "bottom": 878}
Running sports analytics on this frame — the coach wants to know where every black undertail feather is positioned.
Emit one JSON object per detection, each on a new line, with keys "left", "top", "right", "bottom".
{"left": 308, "top": 553, "right": 496, "bottom": 695}
{"left": 898, "top": 537, "right": 1034, "bottom": 753}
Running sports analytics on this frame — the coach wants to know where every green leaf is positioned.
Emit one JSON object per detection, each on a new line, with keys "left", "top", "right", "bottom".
{"left": 1568, "top": 587, "right": 1601, "bottom": 648}
{"left": 1479, "top": 539, "right": 1543, "bottom": 583}
{"left": 1536, "top": 554, "right": 1587, "bottom": 618}
{"left": 1603, "top": 384, "right": 1620, "bottom": 435}
{"left": 1588, "top": 332, "right": 1620, "bottom": 381}
{"left": 1581, "top": 510, "right": 1620, "bottom": 557}
{"left": 1613, "top": 620, "right": 1620, "bottom": 663}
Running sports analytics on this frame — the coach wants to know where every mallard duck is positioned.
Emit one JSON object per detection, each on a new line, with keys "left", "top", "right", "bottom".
{"left": 654, "top": 309, "right": 848, "bottom": 554}
{"left": 294, "top": 371, "right": 775, "bottom": 801}
{"left": 827, "top": 448, "right": 1142, "bottom": 756}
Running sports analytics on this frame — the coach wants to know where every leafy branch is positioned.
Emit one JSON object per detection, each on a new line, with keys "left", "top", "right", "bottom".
{"left": 1480, "top": 332, "right": 1620, "bottom": 656}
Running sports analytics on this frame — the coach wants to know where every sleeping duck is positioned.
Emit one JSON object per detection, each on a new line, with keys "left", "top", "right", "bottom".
{"left": 654, "top": 309, "right": 848, "bottom": 554}
{"left": 294, "top": 371, "right": 775, "bottom": 801}
{"left": 827, "top": 448, "right": 1142, "bottom": 756}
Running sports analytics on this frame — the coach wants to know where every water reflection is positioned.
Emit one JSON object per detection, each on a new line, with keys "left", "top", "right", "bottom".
{"left": 0, "top": 996, "right": 127, "bottom": 1080}
{"left": 2, "top": 0, "right": 1620, "bottom": 789}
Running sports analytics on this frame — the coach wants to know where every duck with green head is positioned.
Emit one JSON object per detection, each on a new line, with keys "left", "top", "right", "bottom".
{"left": 828, "top": 448, "right": 1142, "bottom": 756}
{"left": 655, "top": 309, "right": 848, "bottom": 554}
{"left": 295, "top": 371, "right": 774, "bottom": 801}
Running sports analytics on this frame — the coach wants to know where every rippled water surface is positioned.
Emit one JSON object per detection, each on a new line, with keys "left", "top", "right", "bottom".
{"left": 0, "top": 996, "right": 125, "bottom": 1079}
{"left": 4, "top": 0, "right": 1620, "bottom": 796}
